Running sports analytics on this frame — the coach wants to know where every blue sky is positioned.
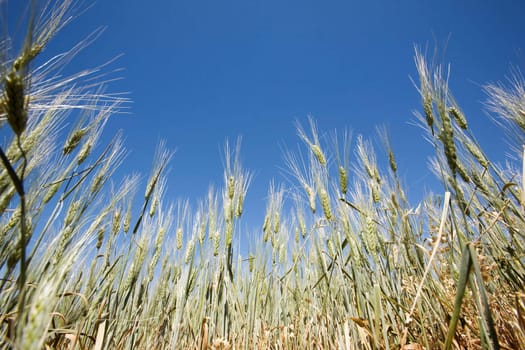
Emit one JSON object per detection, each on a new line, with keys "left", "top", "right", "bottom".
{"left": 6, "top": 1, "right": 525, "bottom": 229}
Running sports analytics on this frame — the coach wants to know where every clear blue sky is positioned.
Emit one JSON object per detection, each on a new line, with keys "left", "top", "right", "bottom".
{"left": 6, "top": 1, "right": 525, "bottom": 229}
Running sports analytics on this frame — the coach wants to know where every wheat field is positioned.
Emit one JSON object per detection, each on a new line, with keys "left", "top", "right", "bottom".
{"left": 0, "top": 2, "right": 523, "bottom": 349}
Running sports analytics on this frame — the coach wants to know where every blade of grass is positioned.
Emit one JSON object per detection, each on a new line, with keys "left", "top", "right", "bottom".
{"left": 444, "top": 243, "right": 472, "bottom": 350}
{"left": 401, "top": 191, "right": 451, "bottom": 346}
{"left": 468, "top": 244, "right": 500, "bottom": 350}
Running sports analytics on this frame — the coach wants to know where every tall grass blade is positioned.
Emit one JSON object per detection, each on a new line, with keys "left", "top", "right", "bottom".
{"left": 445, "top": 244, "right": 472, "bottom": 350}
{"left": 468, "top": 244, "right": 501, "bottom": 349}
